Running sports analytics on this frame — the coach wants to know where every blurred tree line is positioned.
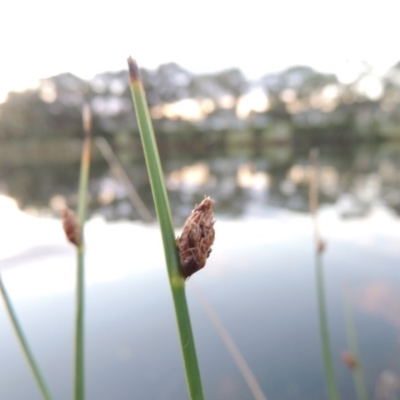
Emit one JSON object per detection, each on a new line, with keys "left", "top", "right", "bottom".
{"left": 1, "top": 60, "right": 400, "bottom": 145}
{"left": 2, "top": 61, "right": 400, "bottom": 218}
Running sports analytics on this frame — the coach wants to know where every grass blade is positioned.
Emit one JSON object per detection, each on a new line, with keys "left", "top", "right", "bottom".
{"left": 95, "top": 136, "right": 154, "bottom": 223}
{"left": 309, "top": 148, "right": 340, "bottom": 400}
{"left": 127, "top": 57, "right": 204, "bottom": 400}
{"left": 74, "top": 103, "right": 92, "bottom": 400}
{"left": 343, "top": 286, "right": 368, "bottom": 400}
{"left": 192, "top": 284, "right": 267, "bottom": 400}
{"left": 0, "top": 276, "right": 53, "bottom": 400}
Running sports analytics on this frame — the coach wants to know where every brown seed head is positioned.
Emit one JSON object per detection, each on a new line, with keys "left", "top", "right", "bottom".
{"left": 176, "top": 197, "right": 215, "bottom": 279}
{"left": 342, "top": 351, "right": 358, "bottom": 370}
{"left": 62, "top": 208, "right": 80, "bottom": 247}
{"left": 82, "top": 103, "right": 92, "bottom": 136}
{"left": 317, "top": 239, "right": 326, "bottom": 254}
{"left": 127, "top": 56, "right": 141, "bottom": 83}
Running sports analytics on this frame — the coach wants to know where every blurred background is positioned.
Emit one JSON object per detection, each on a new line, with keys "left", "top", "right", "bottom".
{"left": 0, "top": 0, "right": 400, "bottom": 399}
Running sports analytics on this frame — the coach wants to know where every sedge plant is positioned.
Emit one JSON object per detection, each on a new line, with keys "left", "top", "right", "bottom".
{"left": 343, "top": 286, "right": 368, "bottom": 400}
{"left": 191, "top": 283, "right": 267, "bottom": 400}
{"left": 127, "top": 57, "right": 204, "bottom": 400}
{"left": 73, "top": 104, "right": 92, "bottom": 400}
{"left": 309, "top": 148, "right": 340, "bottom": 400}
{"left": 0, "top": 276, "right": 53, "bottom": 400}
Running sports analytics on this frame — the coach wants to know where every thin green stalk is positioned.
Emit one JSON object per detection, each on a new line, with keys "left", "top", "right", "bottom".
{"left": 309, "top": 149, "right": 339, "bottom": 400}
{"left": 95, "top": 136, "right": 154, "bottom": 223}
{"left": 0, "top": 276, "right": 53, "bottom": 400}
{"left": 127, "top": 57, "right": 204, "bottom": 400}
{"left": 192, "top": 284, "right": 267, "bottom": 400}
{"left": 74, "top": 104, "right": 92, "bottom": 400}
{"left": 315, "top": 256, "right": 339, "bottom": 400}
{"left": 343, "top": 286, "right": 368, "bottom": 400}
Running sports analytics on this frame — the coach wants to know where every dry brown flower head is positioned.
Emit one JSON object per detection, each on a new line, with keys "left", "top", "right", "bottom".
{"left": 62, "top": 208, "right": 80, "bottom": 247}
{"left": 341, "top": 350, "right": 358, "bottom": 370}
{"left": 176, "top": 197, "right": 215, "bottom": 279}
{"left": 317, "top": 239, "right": 326, "bottom": 254}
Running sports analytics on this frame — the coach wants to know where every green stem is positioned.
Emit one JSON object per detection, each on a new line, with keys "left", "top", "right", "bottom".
{"left": 75, "top": 247, "right": 85, "bottom": 400}
{"left": 127, "top": 57, "right": 204, "bottom": 400}
{"left": 172, "top": 286, "right": 205, "bottom": 400}
{"left": 343, "top": 287, "right": 368, "bottom": 400}
{"left": 315, "top": 256, "right": 339, "bottom": 400}
{"left": 192, "top": 284, "right": 267, "bottom": 400}
{"left": 74, "top": 105, "right": 92, "bottom": 400}
{"left": 309, "top": 148, "right": 339, "bottom": 400}
{"left": 0, "top": 276, "right": 53, "bottom": 400}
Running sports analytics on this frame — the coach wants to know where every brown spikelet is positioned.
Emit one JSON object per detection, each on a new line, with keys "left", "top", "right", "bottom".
{"left": 176, "top": 197, "right": 215, "bottom": 279}
{"left": 342, "top": 351, "right": 358, "bottom": 370}
{"left": 127, "top": 56, "right": 141, "bottom": 83}
{"left": 62, "top": 208, "right": 80, "bottom": 247}
{"left": 317, "top": 239, "right": 326, "bottom": 254}
{"left": 82, "top": 103, "right": 92, "bottom": 136}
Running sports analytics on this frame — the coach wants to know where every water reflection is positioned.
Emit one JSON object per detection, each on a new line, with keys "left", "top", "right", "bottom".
{"left": 0, "top": 205, "right": 399, "bottom": 398}
{"left": 0, "top": 141, "right": 400, "bottom": 399}
{"left": 1, "top": 143, "right": 400, "bottom": 223}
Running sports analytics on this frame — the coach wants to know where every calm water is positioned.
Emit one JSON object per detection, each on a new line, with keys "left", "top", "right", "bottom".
{"left": 1, "top": 142, "right": 400, "bottom": 222}
{"left": 0, "top": 142, "right": 400, "bottom": 399}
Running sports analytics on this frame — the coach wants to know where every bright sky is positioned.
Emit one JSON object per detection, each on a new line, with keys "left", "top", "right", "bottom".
{"left": 1, "top": 0, "right": 399, "bottom": 101}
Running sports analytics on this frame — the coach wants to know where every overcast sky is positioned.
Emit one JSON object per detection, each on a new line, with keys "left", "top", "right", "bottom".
{"left": 1, "top": 0, "right": 399, "bottom": 101}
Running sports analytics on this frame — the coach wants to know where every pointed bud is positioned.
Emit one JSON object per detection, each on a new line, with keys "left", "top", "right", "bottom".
{"left": 317, "top": 239, "right": 326, "bottom": 254}
{"left": 62, "top": 208, "right": 80, "bottom": 247}
{"left": 177, "top": 197, "right": 215, "bottom": 279}
{"left": 342, "top": 351, "right": 358, "bottom": 370}
{"left": 127, "top": 56, "right": 141, "bottom": 83}
{"left": 82, "top": 103, "right": 91, "bottom": 136}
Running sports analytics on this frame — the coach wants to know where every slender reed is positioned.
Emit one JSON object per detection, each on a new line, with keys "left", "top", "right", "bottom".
{"left": 74, "top": 103, "right": 92, "bottom": 400}
{"left": 343, "top": 286, "right": 368, "bottom": 400}
{"left": 309, "top": 148, "right": 339, "bottom": 400}
{"left": 127, "top": 57, "right": 204, "bottom": 400}
{"left": 0, "top": 276, "right": 53, "bottom": 400}
{"left": 192, "top": 284, "right": 267, "bottom": 400}
{"left": 95, "top": 136, "right": 153, "bottom": 223}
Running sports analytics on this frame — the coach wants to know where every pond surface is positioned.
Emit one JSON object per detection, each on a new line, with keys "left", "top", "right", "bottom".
{"left": 0, "top": 142, "right": 400, "bottom": 399}
{"left": 1, "top": 141, "right": 400, "bottom": 223}
{"left": 0, "top": 201, "right": 399, "bottom": 399}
